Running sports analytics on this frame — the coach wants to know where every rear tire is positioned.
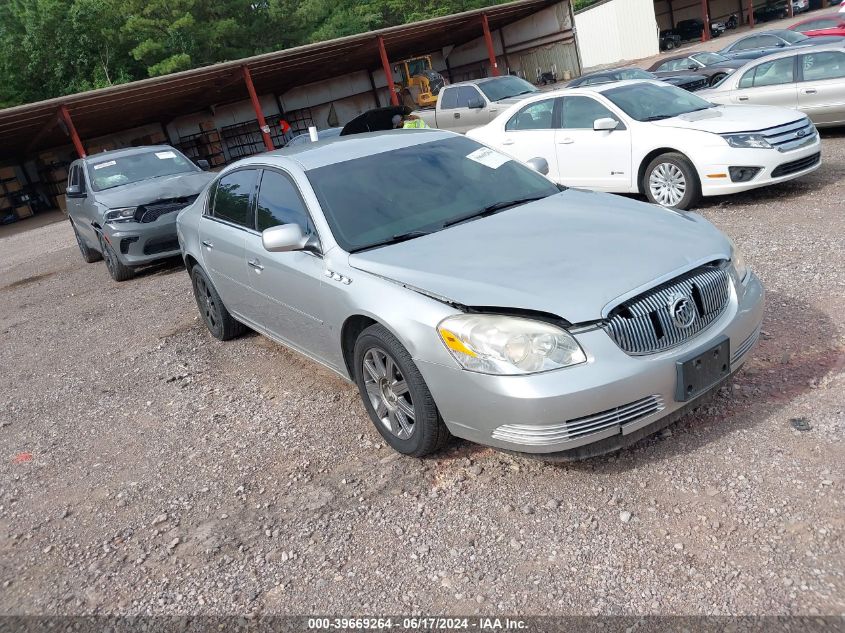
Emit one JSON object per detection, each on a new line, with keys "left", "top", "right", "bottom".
{"left": 98, "top": 233, "right": 134, "bottom": 282}
{"left": 353, "top": 324, "right": 450, "bottom": 457}
{"left": 191, "top": 266, "right": 245, "bottom": 341}
{"left": 642, "top": 152, "right": 701, "bottom": 210}
{"left": 71, "top": 221, "right": 101, "bottom": 263}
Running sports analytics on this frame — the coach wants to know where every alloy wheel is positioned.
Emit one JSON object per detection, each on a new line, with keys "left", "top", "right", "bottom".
{"left": 362, "top": 347, "right": 415, "bottom": 440}
{"left": 649, "top": 162, "right": 687, "bottom": 207}
{"left": 195, "top": 274, "right": 219, "bottom": 330}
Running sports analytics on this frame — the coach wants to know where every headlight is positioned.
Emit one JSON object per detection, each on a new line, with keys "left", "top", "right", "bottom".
{"left": 437, "top": 314, "right": 586, "bottom": 375}
{"left": 104, "top": 207, "right": 137, "bottom": 223}
{"left": 722, "top": 134, "right": 772, "bottom": 149}
{"left": 728, "top": 237, "right": 749, "bottom": 283}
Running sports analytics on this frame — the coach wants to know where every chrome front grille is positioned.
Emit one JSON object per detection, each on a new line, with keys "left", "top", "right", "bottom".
{"left": 492, "top": 395, "right": 665, "bottom": 446}
{"left": 602, "top": 264, "right": 731, "bottom": 355}
{"left": 759, "top": 118, "right": 817, "bottom": 153}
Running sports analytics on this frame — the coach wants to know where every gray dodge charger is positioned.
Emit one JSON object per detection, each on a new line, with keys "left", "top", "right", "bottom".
{"left": 67, "top": 145, "right": 215, "bottom": 281}
{"left": 177, "top": 130, "right": 764, "bottom": 460}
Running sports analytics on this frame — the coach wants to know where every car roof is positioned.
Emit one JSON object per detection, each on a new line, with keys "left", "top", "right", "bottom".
{"left": 230, "top": 129, "right": 456, "bottom": 171}
{"left": 444, "top": 76, "right": 515, "bottom": 88}
{"left": 729, "top": 40, "right": 845, "bottom": 64}
{"left": 82, "top": 145, "right": 176, "bottom": 164}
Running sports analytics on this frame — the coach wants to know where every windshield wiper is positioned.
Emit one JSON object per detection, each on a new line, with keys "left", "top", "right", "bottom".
{"left": 644, "top": 114, "right": 672, "bottom": 121}
{"left": 442, "top": 195, "right": 549, "bottom": 228}
{"left": 351, "top": 230, "right": 433, "bottom": 253}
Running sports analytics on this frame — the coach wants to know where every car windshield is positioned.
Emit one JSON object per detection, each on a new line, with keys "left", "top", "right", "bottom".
{"left": 477, "top": 76, "right": 538, "bottom": 101}
{"left": 87, "top": 149, "right": 197, "bottom": 191}
{"left": 603, "top": 82, "right": 713, "bottom": 121}
{"left": 691, "top": 52, "right": 730, "bottom": 65}
{"left": 778, "top": 30, "right": 809, "bottom": 44}
{"left": 307, "top": 136, "right": 559, "bottom": 252}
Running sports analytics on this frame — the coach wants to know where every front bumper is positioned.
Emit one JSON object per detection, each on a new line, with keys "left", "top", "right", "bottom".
{"left": 696, "top": 137, "right": 821, "bottom": 197}
{"left": 416, "top": 272, "right": 764, "bottom": 457}
{"left": 101, "top": 212, "right": 181, "bottom": 267}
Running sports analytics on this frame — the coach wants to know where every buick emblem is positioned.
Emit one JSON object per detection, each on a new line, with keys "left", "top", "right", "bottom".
{"left": 669, "top": 295, "right": 696, "bottom": 329}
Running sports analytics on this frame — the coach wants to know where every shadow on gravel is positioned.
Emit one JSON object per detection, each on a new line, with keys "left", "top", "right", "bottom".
{"left": 131, "top": 256, "right": 185, "bottom": 280}
{"left": 554, "top": 290, "right": 843, "bottom": 473}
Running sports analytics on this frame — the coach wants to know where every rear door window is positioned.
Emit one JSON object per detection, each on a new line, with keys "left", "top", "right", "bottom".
{"left": 801, "top": 50, "right": 845, "bottom": 81}
{"left": 213, "top": 169, "right": 257, "bottom": 228}
{"left": 440, "top": 87, "right": 459, "bottom": 109}
{"left": 506, "top": 98, "right": 558, "bottom": 130}
{"left": 733, "top": 36, "right": 760, "bottom": 51}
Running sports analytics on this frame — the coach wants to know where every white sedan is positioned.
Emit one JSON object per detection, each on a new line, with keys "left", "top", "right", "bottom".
{"left": 466, "top": 80, "right": 821, "bottom": 209}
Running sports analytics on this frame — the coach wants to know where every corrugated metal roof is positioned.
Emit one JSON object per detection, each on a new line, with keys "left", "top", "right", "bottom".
{"left": 0, "top": 0, "right": 559, "bottom": 160}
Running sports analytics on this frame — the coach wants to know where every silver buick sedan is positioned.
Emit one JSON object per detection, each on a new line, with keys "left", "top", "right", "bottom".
{"left": 176, "top": 130, "right": 764, "bottom": 460}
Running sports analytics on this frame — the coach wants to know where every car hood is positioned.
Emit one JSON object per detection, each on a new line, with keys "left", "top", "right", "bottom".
{"left": 649, "top": 104, "right": 803, "bottom": 133}
{"left": 95, "top": 171, "right": 215, "bottom": 209}
{"left": 707, "top": 59, "right": 748, "bottom": 71}
{"left": 493, "top": 93, "right": 537, "bottom": 106}
{"left": 348, "top": 189, "right": 729, "bottom": 323}
{"left": 662, "top": 73, "right": 706, "bottom": 85}
{"left": 801, "top": 35, "right": 845, "bottom": 45}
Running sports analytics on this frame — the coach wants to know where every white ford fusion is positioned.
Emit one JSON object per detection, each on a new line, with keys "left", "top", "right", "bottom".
{"left": 467, "top": 80, "right": 821, "bottom": 209}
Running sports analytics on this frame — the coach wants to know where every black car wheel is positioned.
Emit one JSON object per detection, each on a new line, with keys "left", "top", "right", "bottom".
{"left": 709, "top": 72, "right": 727, "bottom": 86}
{"left": 71, "top": 221, "right": 101, "bottom": 263}
{"left": 98, "top": 233, "right": 134, "bottom": 282}
{"left": 190, "top": 266, "right": 245, "bottom": 341}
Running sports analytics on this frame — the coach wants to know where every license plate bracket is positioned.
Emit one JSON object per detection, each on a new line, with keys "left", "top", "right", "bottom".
{"left": 675, "top": 336, "right": 731, "bottom": 402}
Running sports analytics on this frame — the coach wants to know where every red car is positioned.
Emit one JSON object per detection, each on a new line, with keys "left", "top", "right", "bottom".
{"left": 789, "top": 14, "right": 845, "bottom": 38}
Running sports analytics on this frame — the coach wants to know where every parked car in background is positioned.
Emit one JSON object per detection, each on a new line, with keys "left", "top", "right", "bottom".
{"left": 789, "top": 13, "right": 845, "bottom": 37}
{"left": 286, "top": 127, "right": 342, "bottom": 147}
{"left": 718, "top": 29, "right": 843, "bottom": 60}
{"left": 660, "top": 29, "right": 682, "bottom": 50}
{"left": 754, "top": 4, "right": 786, "bottom": 22}
{"left": 699, "top": 44, "right": 845, "bottom": 126}
{"left": 649, "top": 51, "right": 747, "bottom": 86}
{"left": 67, "top": 146, "right": 214, "bottom": 282}
{"left": 792, "top": 0, "right": 810, "bottom": 15}
{"left": 567, "top": 67, "right": 708, "bottom": 91}
{"left": 675, "top": 18, "right": 725, "bottom": 40}
{"left": 177, "top": 130, "right": 764, "bottom": 460}
{"left": 466, "top": 81, "right": 821, "bottom": 209}
{"left": 412, "top": 75, "right": 538, "bottom": 133}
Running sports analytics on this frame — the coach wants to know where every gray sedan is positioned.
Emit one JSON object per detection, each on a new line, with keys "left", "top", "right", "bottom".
{"left": 177, "top": 130, "right": 764, "bottom": 460}
{"left": 67, "top": 146, "right": 214, "bottom": 281}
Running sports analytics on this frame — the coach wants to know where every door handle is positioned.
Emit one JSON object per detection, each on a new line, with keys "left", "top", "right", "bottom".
{"left": 737, "top": 96, "right": 749, "bottom": 101}
{"left": 803, "top": 88, "right": 817, "bottom": 94}
{"left": 201, "top": 240, "right": 213, "bottom": 249}
{"left": 502, "top": 139, "right": 515, "bottom": 145}
{"left": 247, "top": 259, "right": 264, "bottom": 271}
{"left": 454, "top": 112, "right": 461, "bottom": 119}
{"left": 558, "top": 138, "right": 574, "bottom": 144}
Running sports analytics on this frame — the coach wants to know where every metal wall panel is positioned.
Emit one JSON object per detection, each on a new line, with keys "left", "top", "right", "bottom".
{"left": 575, "top": 0, "right": 660, "bottom": 69}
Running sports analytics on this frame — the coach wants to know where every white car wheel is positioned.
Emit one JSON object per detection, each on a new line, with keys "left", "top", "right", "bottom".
{"left": 649, "top": 162, "right": 687, "bottom": 207}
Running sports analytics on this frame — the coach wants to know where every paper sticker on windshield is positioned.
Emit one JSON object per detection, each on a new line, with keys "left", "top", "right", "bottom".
{"left": 155, "top": 151, "right": 176, "bottom": 160}
{"left": 92, "top": 160, "right": 116, "bottom": 170}
{"left": 466, "top": 147, "right": 510, "bottom": 169}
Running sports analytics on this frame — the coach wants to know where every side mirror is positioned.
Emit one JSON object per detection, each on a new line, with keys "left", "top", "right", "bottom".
{"left": 467, "top": 98, "right": 485, "bottom": 109}
{"left": 262, "top": 224, "right": 309, "bottom": 253}
{"left": 688, "top": 64, "right": 699, "bottom": 70}
{"left": 777, "top": 41, "right": 786, "bottom": 47}
{"left": 593, "top": 117, "right": 619, "bottom": 131}
{"left": 526, "top": 157, "right": 549, "bottom": 176}
{"left": 66, "top": 184, "right": 85, "bottom": 199}
{"left": 197, "top": 159, "right": 210, "bottom": 171}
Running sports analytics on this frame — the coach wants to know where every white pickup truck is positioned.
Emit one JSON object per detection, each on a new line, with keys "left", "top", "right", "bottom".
{"left": 413, "top": 76, "right": 540, "bottom": 133}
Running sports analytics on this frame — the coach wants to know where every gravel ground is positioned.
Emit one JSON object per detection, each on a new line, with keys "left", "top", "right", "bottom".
{"left": 0, "top": 132, "right": 843, "bottom": 618}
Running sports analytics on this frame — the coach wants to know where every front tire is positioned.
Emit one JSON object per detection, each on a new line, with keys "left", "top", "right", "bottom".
{"left": 709, "top": 72, "right": 727, "bottom": 86}
{"left": 190, "top": 266, "right": 245, "bottom": 341}
{"left": 353, "top": 324, "right": 449, "bottom": 457}
{"left": 98, "top": 233, "right": 134, "bottom": 282}
{"left": 71, "top": 221, "right": 101, "bottom": 263}
{"left": 643, "top": 152, "right": 701, "bottom": 210}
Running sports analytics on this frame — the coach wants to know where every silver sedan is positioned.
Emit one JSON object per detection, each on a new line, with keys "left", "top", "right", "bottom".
{"left": 700, "top": 43, "right": 845, "bottom": 127}
{"left": 177, "top": 130, "right": 764, "bottom": 460}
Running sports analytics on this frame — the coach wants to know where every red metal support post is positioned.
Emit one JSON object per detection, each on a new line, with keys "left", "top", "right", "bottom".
{"left": 747, "top": 0, "right": 755, "bottom": 28}
{"left": 58, "top": 105, "right": 86, "bottom": 158}
{"left": 787, "top": 0, "right": 793, "bottom": 17}
{"left": 701, "top": 0, "right": 711, "bottom": 42}
{"left": 481, "top": 14, "right": 501, "bottom": 77}
{"left": 377, "top": 36, "right": 399, "bottom": 107}
{"left": 241, "top": 65, "right": 274, "bottom": 152}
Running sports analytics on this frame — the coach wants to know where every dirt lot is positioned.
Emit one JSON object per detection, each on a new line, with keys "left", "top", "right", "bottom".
{"left": 1, "top": 131, "right": 843, "bottom": 617}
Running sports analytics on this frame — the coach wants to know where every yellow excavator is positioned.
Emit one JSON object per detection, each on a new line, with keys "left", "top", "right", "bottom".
{"left": 393, "top": 56, "right": 446, "bottom": 109}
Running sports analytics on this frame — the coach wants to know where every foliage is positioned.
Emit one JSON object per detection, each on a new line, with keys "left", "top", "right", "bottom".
{"left": 0, "top": 0, "right": 513, "bottom": 107}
